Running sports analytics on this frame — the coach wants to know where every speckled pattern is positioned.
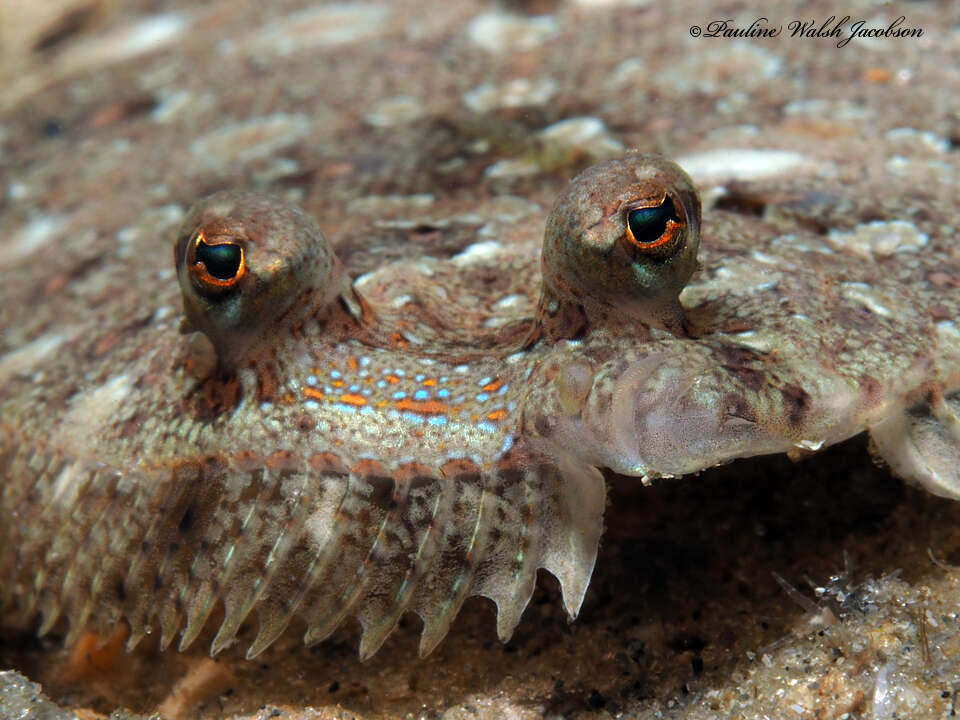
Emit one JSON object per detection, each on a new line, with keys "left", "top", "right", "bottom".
{"left": 2, "top": 0, "right": 960, "bottom": 718}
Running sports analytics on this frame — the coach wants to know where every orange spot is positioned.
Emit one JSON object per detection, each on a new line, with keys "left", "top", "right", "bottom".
{"left": 332, "top": 380, "right": 344, "bottom": 388}
{"left": 486, "top": 409, "right": 507, "bottom": 421}
{"left": 44, "top": 270, "right": 71, "bottom": 296}
{"left": 864, "top": 68, "right": 893, "bottom": 84}
{"left": 385, "top": 375, "right": 400, "bottom": 384}
{"left": 234, "top": 449, "right": 260, "bottom": 471}
{"left": 482, "top": 378, "right": 503, "bottom": 392}
{"left": 304, "top": 387, "right": 325, "bottom": 400}
{"left": 423, "top": 378, "right": 437, "bottom": 387}
{"left": 440, "top": 458, "right": 481, "bottom": 479}
{"left": 394, "top": 398, "right": 448, "bottom": 415}
{"left": 257, "top": 363, "right": 279, "bottom": 401}
{"left": 376, "top": 400, "right": 389, "bottom": 408}
{"left": 319, "top": 161, "right": 356, "bottom": 179}
{"left": 197, "top": 376, "right": 239, "bottom": 417}
{"left": 283, "top": 392, "right": 294, "bottom": 403}
{"left": 390, "top": 332, "right": 409, "bottom": 348}
{"left": 396, "top": 462, "right": 438, "bottom": 484}
{"left": 352, "top": 458, "right": 388, "bottom": 477}
{"left": 63, "top": 626, "right": 128, "bottom": 680}
{"left": 348, "top": 356, "right": 358, "bottom": 371}
{"left": 310, "top": 452, "right": 349, "bottom": 475}
{"left": 340, "top": 393, "right": 367, "bottom": 406}
{"left": 266, "top": 449, "right": 301, "bottom": 471}
{"left": 92, "top": 329, "right": 125, "bottom": 357}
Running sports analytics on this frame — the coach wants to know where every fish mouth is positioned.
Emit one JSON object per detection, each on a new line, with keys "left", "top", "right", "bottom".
{"left": 544, "top": 347, "right": 862, "bottom": 481}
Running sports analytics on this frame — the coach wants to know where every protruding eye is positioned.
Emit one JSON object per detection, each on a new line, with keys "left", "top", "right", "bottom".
{"left": 189, "top": 231, "right": 245, "bottom": 293}
{"left": 175, "top": 190, "right": 347, "bottom": 372}
{"left": 535, "top": 153, "right": 701, "bottom": 337}
{"left": 624, "top": 196, "right": 682, "bottom": 253}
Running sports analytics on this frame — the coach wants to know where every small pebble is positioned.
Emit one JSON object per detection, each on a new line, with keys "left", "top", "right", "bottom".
{"left": 466, "top": 10, "right": 558, "bottom": 53}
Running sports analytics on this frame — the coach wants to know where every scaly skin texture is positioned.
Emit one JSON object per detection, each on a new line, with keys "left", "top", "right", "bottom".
{"left": 2, "top": 153, "right": 959, "bottom": 667}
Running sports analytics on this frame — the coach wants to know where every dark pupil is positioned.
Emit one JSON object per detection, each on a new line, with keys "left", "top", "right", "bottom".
{"left": 628, "top": 197, "right": 678, "bottom": 244}
{"left": 196, "top": 241, "right": 242, "bottom": 280}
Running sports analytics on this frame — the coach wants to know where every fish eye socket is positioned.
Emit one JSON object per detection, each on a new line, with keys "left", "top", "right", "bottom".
{"left": 625, "top": 196, "right": 682, "bottom": 251}
{"left": 189, "top": 232, "right": 245, "bottom": 292}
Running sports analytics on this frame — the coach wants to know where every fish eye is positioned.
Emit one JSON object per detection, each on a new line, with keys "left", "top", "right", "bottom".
{"left": 534, "top": 153, "right": 701, "bottom": 338}
{"left": 188, "top": 231, "right": 245, "bottom": 294}
{"left": 624, "top": 196, "right": 683, "bottom": 254}
{"left": 175, "top": 191, "right": 348, "bottom": 372}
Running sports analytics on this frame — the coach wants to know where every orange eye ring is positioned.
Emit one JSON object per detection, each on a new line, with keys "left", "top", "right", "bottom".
{"left": 188, "top": 230, "right": 246, "bottom": 294}
{"left": 622, "top": 195, "right": 685, "bottom": 256}
{"left": 625, "top": 217, "right": 683, "bottom": 251}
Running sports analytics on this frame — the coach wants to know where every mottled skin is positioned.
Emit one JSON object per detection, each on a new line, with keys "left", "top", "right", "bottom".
{"left": 1, "top": 154, "right": 959, "bottom": 664}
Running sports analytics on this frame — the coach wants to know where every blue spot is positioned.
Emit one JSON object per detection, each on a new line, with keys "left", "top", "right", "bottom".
{"left": 440, "top": 376, "right": 448, "bottom": 383}
{"left": 478, "top": 376, "right": 492, "bottom": 387}
{"left": 330, "top": 370, "right": 341, "bottom": 379}
{"left": 500, "top": 435, "right": 514, "bottom": 453}
{"left": 414, "top": 389, "right": 430, "bottom": 400}
{"left": 476, "top": 393, "right": 490, "bottom": 402}
{"left": 498, "top": 384, "right": 509, "bottom": 395}
{"left": 306, "top": 375, "right": 318, "bottom": 386}
{"left": 437, "top": 389, "right": 450, "bottom": 398}
{"left": 401, "top": 412, "right": 425, "bottom": 425}
{"left": 362, "top": 388, "right": 372, "bottom": 397}
{"left": 377, "top": 380, "right": 387, "bottom": 388}
{"left": 393, "top": 391, "right": 407, "bottom": 400}
{"left": 334, "top": 403, "right": 357, "bottom": 413}
{"left": 477, "top": 421, "right": 497, "bottom": 433}
{"left": 360, "top": 356, "right": 371, "bottom": 367}
{"left": 395, "top": 368, "right": 406, "bottom": 377}
{"left": 415, "top": 374, "right": 426, "bottom": 382}
{"left": 304, "top": 400, "right": 320, "bottom": 410}
{"left": 359, "top": 370, "right": 369, "bottom": 378}
{"left": 349, "top": 384, "right": 360, "bottom": 392}
{"left": 428, "top": 416, "right": 448, "bottom": 426}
